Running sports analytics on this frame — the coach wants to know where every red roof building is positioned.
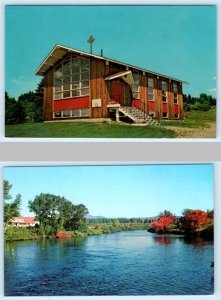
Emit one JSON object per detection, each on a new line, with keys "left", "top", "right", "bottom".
{"left": 11, "top": 217, "right": 39, "bottom": 227}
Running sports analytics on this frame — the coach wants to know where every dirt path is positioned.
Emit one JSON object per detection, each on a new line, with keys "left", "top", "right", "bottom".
{"left": 164, "top": 123, "right": 216, "bottom": 138}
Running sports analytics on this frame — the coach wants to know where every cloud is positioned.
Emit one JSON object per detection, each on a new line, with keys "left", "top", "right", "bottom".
{"left": 209, "top": 88, "right": 216, "bottom": 92}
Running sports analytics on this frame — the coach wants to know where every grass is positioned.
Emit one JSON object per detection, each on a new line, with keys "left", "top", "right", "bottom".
{"left": 5, "top": 107, "right": 216, "bottom": 138}
{"left": 5, "top": 121, "right": 176, "bottom": 138}
{"left": 160, "top": 106, "right": 216, "bottom": 128}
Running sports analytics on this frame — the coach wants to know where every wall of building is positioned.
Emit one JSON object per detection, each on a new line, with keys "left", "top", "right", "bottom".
{"left": 43, "top": 55, "right": 184, "bottom": 121}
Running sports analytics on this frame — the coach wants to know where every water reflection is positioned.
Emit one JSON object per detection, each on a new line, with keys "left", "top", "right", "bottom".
{"left": 154, "top": 236, "right": 175, "bottom": 245}
{"left": 183, "top": 236, "right": 213, "bottom": 245}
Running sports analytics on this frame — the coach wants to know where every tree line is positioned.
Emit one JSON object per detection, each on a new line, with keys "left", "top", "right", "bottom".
{"left": 5, "top": 79, "right": 44, "bottom": 125}
{"left": 148, "top": 209, "right": 213, "bottom": 237}
{"left": 183, "top": 93, "right": 216, "bottom": 112}
{"left": 5, "top": 78, "right": 216, "bottom": 125}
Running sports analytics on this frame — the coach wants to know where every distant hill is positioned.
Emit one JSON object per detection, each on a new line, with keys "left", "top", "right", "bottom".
{"left": 85, "top": 214, "right": 104, "bottom": 219}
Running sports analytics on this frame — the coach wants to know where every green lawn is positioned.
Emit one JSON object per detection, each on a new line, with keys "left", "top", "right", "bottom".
{"left": 160, "top": 106, "right": 216, "bottom": 128}
{"left": 5, "top": 121, "right": 176, "bottom": 138}
{"left": 5, "top": 107, "right": 216, "bottom": 138}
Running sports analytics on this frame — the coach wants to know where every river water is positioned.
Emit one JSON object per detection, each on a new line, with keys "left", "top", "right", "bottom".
{"left": 4, "top": 230, "right": 214, "bottom": 296}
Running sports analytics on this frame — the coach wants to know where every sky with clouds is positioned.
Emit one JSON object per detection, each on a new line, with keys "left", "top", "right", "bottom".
{"left": 5, "top": 5, "right": 216, "bottom": 99}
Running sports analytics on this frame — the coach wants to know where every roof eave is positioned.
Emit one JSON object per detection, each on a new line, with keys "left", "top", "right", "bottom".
{"left": 36, "top": 44, "right": 188, "bottom": 84}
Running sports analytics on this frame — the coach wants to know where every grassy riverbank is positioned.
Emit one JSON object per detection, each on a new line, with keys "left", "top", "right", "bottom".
{"left": 5, "top": 223, "right": 149, "bottom": 242}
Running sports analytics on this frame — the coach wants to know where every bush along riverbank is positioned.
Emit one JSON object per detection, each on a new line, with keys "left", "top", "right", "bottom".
{"left": 4, "top": 222, "right": 150, "bottom": 242}
{"left": 148, "top": 209, "right": 214, "bottom": 239}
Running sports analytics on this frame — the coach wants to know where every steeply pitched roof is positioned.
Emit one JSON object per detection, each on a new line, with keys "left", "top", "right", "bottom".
{"left": 36, "top": 44, "right": 187, "bottom": 84}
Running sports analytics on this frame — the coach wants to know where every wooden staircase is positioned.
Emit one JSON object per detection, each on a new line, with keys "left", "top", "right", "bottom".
{"left": 119, "top": 106, "right": 160, "bottom": 126}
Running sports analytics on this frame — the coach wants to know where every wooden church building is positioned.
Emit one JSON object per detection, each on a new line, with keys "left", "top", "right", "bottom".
{"left": 36, "top": 43, "right": 186, "bottom": 123}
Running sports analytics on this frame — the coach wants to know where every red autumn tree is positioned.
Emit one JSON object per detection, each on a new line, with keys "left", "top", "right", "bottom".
{"left": 150, "top": 211, "right": 176, "bottom": 233}
{"left": 181, "top": 209, "right": 211, "bottom": 232}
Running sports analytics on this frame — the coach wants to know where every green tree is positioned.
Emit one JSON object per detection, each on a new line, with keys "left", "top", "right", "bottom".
{"left": 28, "top": 193, "right": 89, "bottom": 234}
{"left": 33, "top": 79, "right": 44, "bottom": 122}
{"left": 5, "top": 92, "right": 25, "bottom": 124}
{"left": 4, "top": 180, "right": 21, "bottom": 226}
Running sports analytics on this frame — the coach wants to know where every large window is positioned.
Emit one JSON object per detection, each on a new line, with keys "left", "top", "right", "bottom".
{"left": 53, "top": 56, "right": 90, "bottom": 100}
{"left": 148, "top": 77, "right": 154, "bottom": 101}
{"left": 54, "top": 109, "right": 89, "bottom": 118}
{"left": 132, "top": 72, "right": 139, "bottom": 99}
{"left": 173, "top": 83, "right": 178, "bottom": 104}
{"left": 161, "top": 81, "right": 167, "bottom": 102}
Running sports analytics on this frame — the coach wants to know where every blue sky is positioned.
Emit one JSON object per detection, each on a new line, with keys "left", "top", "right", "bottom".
{"left": 3, "top": 164, "right": 214, "bottom": 218}
{"left": 5, "top": 5, "right": 216, "bottom": 99}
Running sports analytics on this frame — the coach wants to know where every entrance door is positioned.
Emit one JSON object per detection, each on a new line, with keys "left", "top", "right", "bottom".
{"left": 112, "top": 81, "right": 122, "bottom": 104}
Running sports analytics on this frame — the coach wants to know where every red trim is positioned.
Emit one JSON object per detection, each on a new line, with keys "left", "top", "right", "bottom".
{"left": 132, "top": 99, "right": 140, "bottom": 109}
{"left": 148, "top": 101, "right": 155, "bottom": 110}
{"left": 162, "top": 103, "right": 168, "bottom": 112}
{"left": 54, "top": 97, "right": 90, "bottom": 111}
{"left": 174, "top": 104, "right": 179, "bottom": 113}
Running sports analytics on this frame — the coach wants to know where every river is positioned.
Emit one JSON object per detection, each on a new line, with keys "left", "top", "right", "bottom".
{"left": 4, "top": 230, "right": 214, "bottom": 296}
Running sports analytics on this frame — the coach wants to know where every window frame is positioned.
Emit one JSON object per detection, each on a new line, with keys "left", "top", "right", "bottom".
{"left": 53, "top": 108, "right": 90, "bottom": 119}
{"left": 132, "top": 72, "right": 140, "bottom": 99}
{"left": 148, "top": 77, "right": 154, "bottom": 101}
{"left": 162, "top": 112, "right": 168, "bottom": 119}
{"left": 53, "top": 56, "right": 90, "bottom": 100}
{"left": 161, "top": 80, "right": 168, "bottom": 103}
{"left": 173, "top": 83, "right": 178, "bottom": 104}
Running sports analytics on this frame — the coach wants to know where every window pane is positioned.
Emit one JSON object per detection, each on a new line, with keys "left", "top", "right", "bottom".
{"left": 148, "top": 93, "right": 153, "bottom": 101}
{"left": 81, "top": 58, "right": 89, "bottom": 67}
{"left": 163, "top": 112, "right": 168, "bottom": 118}
{"left": 54, "top": 111, "right": 61, "bottom": 117}
{"left": 72, "top": 82, "right": 80, "bottom": 89}
{"left": 133, "top": 84, "right": 138, "bottom": 92}
{"left": 63, "top": 110, "right": 70, "bottom": 117}
{"left": 72, "top": 74, "right": 80, "bottom": 82}
{"left": 54, "top": 77, "right": 62, "bottom": 85}
{"left": 81, "top": 72, "right": 89, "bottom": 81}
{"left": 54, "top": 69, "right": 62, "bottom": 79}
{"left": 63, "top": 76, "right": 71, "bottom": 84}
{"left": 173, "top": 83, "right": 178, "bottom": 93}
{"left": 133, "top": 92, "right": 139, "bottom": 99}
{"left": 54, "top": 92, "right": 62, "bottom": 99}
{"left": 72, "top": 89, "right": 80, "bottom": 97}
{"left": 81, "top": 65, "right": 89, "bottom": 72}
{"left": 162, "top": 96, "right": 167, "bottom": 102}
{"left": 81, "top": 80, "right": 89, "bottom": 88}
{"left": 72, "top": 109, "right": 80, "bottom": 117}
{"left": 148, "top": 78, "right": 154, "bottom": 87}
{"left": 73, "top": 67, "right": 80, "bottom": 74}
{"left": 55, "top": 85, "right": 61, "bottom": 92}
{"left": 63, "top": 91, "right": 70, "bottom": 98}
{"left": 81, "top": 108, "right": 89, "bottom": 116}
{"left": 63, "top": 60, "right": 71, "bottom": 69}
{"left": 72, "top": 58, "right": 80, "bottom": 67}
{"left": 148, "top": 87, "right": 153, "bottom": 94}
{"left": 63, "top": 68, "right": 71, "bottom": 76}
{"left": 133, "top": 73, "right": 139, "bottom": 83}
{"left": 81, "top": 88, "right": 89, "bottom": 96}
{"left": 63, "top": 84, "right": 70, "bottom": 90}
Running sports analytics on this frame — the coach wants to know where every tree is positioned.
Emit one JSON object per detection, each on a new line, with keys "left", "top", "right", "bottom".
{"left": 28, "top": 193, "right": 89, "bottom": 234}
{"left": 150, "top": 211, "right": 176, "bottom": 233}
{"left": 5, "top": 92, "right": 25, "bottom": 125}
{"left": 181, "top": 209, "right": 211, "bottom": 233}
{"left": 4, "top": 180, "right": 21, "bottom": 225}
{"left": 33, "top": 79, "right": 44, "bottom": 122}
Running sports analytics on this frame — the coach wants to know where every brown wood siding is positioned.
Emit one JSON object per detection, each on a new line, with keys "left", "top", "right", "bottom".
{"left": 42, "top": 53, "right": 184, "bottom": 121}
{"left": 178, "top": 83, "right": 184, "bottom": 120}
{"left": 43, "top": 68, "right": 53, "bottom": 121}
{"left": 167, "top": 81, "right": 174, "bottom": 120}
